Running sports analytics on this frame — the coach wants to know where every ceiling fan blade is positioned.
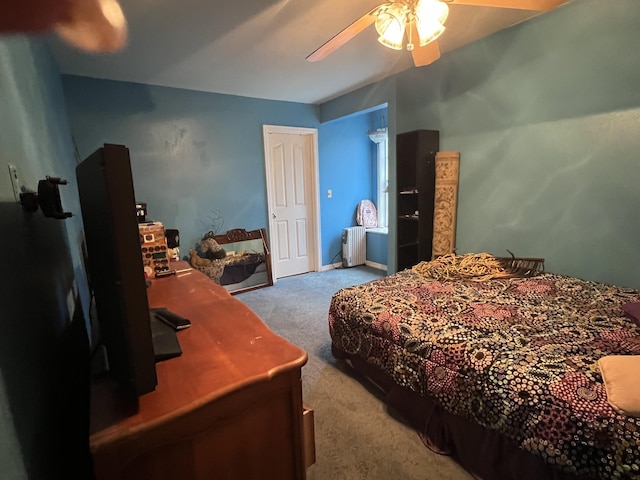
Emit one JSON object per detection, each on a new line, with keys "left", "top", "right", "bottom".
{"left": 411, "top": 40, "right": 441, "bottom": 67}
{"left": 449, "top": 0, "right": 566, "bottom": 11}
{"left": 306, "top": 9, "right": 379, "bottom": 62}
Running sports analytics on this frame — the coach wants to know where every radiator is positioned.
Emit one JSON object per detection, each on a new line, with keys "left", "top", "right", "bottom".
{"left": 342, "top": 226, "right": 366, "bottom": 267}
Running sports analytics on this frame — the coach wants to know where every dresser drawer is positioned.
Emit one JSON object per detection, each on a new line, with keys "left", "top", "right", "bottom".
{"left": 303, "top": 405, "right": 315, "bottom": 468}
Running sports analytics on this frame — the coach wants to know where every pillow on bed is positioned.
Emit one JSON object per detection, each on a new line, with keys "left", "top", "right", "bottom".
{"left": 598, "top": 355, "right": 640, "bottom": 417}
{"left": 622, "top": 302, "right": 640, "bottom": 326}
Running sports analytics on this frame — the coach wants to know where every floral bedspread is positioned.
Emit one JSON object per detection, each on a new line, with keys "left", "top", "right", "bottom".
{"left": 328, "top": 270, "right": 640, "bottom": 479}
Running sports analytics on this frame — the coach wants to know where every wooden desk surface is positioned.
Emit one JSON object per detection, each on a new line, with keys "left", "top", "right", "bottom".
{"left": 90, "top": 261, "right": 308, "bottom": 450}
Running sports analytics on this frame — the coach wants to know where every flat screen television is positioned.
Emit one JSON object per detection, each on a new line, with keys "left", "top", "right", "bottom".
{"left": 76, "top": 143, "right": 157, "bottom": 403}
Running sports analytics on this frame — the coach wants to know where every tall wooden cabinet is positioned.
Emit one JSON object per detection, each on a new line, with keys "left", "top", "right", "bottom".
{"left": 396, "top": 130, "right": 440, "bottom": 271}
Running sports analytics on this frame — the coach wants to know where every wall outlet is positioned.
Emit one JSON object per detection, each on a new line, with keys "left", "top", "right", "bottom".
{"left": 7, "top": 164, "right": 20, "bottom": 202}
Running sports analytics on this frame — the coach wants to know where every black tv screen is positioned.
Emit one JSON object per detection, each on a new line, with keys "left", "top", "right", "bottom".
{"left": 76, "top": 144, "right": 157, "bottom": 401}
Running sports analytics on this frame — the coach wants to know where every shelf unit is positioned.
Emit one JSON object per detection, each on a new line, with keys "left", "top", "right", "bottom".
{"left": 396, "top": 129, "right": 439, "bottom": 271}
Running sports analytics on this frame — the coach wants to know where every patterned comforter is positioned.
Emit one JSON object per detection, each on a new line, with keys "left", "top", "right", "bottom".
{"left": 328, "top": 270, "right": 640, "bottom": 479}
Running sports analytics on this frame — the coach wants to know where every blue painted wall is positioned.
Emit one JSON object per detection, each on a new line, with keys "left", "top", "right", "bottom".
{"left": 2, "top": 5, "right": 637, "bottom": 478}
{"left": 317, "top": 105, "right": 389, "bottom": 268}
{"left": 61, "top": 76, "right": 320, "bottom": 256}
{"left": 320, "top": 78, "right": 398, "bottom": 271}
{"left": 327, "top": 0, "right": 640, "bottom": 288}
{"left": 59, "top": 0, "right": 639, "bottom": 289}
{"left": 393, "top": 0, "right": 640, "bottom": 288}
{"left": 0, "top": 38, "right": 91, "bottom": 479}
{"left": 367, "top": 231, "right": 388, "bottom": 267}
{"left": 318, "top": 113, "right": 374, "bottom": 265}
{"left": 62, "top": 76, "right": 388, "bottom": 270}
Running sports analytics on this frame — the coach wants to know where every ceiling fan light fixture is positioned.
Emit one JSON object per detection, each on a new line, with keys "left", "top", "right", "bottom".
{"left": 307, "top": 0, "right": 567, "bottom": 68}
{"left": 416, "top": 0, "right": 449, "bottom": 25}
{"left": 416, "top": 19, "right": 446, "bottom": 46}
{"left": 415, "top": 0, "right": 448, "bottom": 46}
{"left": 375, "top": 4, "right": 407, "bottom": 51}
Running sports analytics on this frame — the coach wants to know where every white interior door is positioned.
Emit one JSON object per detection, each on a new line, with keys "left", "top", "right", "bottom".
{"left": 263, "top": 126, "right": 320, "bottom": 279}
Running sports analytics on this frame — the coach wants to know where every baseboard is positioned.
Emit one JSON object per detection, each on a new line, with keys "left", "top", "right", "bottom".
{"left": 365, "top": 260, "right": 386, "bottom": 272}
{"left": 321, "top": 261, "right": 386, "bottom": 273}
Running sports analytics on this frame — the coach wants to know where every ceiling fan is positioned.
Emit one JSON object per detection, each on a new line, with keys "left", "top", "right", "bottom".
{"left": 306, "top": 0, "right": 566, "bottom": 67}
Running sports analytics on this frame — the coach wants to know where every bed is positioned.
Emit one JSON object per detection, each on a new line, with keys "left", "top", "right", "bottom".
{"left": 328, "top": 255, "right": 640, "bottom": 480}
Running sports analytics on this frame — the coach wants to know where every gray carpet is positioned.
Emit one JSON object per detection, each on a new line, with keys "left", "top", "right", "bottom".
{"left": 237, "top": 266, "right": 472, "bottom": 480}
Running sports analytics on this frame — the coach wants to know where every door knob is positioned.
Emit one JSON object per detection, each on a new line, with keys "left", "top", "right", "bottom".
{"left": 272, "top": 213, "right": 276, "bottom": 219}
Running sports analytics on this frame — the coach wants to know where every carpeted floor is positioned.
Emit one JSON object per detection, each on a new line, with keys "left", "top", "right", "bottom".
{"left": 237, "top": 266, "right": 473, "bottom": 480}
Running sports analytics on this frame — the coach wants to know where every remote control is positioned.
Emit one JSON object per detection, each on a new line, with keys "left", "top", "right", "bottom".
{"left": 155, "top": 269, "right": 176, "bottom": 278}
{"left": 152, "top": 308, "right": 191, "bottom": 330}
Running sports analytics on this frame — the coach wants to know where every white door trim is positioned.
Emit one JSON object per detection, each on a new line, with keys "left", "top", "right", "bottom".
{"left": 263, "top": 125, "right": 321, "bottom": 281}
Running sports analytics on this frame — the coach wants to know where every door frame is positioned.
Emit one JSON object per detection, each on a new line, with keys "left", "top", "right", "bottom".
{"left": 262, "top": 124, "right": 321, "bottom": 281}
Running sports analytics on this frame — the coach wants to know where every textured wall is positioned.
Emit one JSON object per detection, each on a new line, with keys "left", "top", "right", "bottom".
{"left": 367, "top": 231, "right": 388, "bottom": 267}
{"left": 0, "top": 38, "right": 91, "bottom": 479}
{"left": 62, "top": 76, "right": 320, "bottom": 256}
{"left": 318, "top": 112, "right": 374, "bottom": 265}
{"left": 321, "top": 78, "right": 398, "bottom": 272}
{"left": 393, "top": 0, "right": 640, "bottom": 288}
{"left": 62, "top": 76, "right": 391, "bottom": 270}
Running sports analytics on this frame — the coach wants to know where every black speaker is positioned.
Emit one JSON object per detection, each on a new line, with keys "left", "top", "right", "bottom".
{"left": 166, "top": 229, "right": 180, "bottom": 248}
{"left": 76, "top": 144, "right": 157, "bottom": 401}
{"left": 135, "top": 202, "right": 147, "bottom": 223}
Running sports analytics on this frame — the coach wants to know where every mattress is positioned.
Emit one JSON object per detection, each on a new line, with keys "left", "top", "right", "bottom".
{"left": 328, "top": 269, "right": 640, "bottom": 479}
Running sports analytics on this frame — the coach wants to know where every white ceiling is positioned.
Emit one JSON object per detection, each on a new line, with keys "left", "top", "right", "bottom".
{"left": 48, "top": 0, "right": 561, "bottom": 105}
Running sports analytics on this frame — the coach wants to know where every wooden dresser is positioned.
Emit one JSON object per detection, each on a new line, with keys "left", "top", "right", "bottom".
{"left": 90, "top": 262, "right": 310, "bottom": 479}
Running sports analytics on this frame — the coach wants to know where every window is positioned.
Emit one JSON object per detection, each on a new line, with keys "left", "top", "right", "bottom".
{"left": 368, "top": 128, "right": 388, "bottom": 230}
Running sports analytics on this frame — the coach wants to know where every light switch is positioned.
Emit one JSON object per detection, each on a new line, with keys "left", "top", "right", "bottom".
{"left": 327, "top": 189, "right": 332, "bottom": 198}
